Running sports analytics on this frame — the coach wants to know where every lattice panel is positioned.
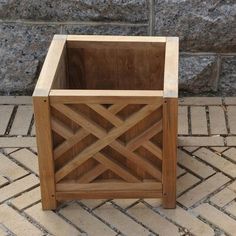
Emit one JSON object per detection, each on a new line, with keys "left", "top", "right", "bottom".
{"left": 50, "top": 102, "right": 163, "bottom": 185}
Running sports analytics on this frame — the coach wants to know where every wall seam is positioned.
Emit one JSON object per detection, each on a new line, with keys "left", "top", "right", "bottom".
{"left": 0, "top": 19, "right": 148, "bottom": 27}
{"left": 148, "top": 0, "right": 154, "bottom": 36}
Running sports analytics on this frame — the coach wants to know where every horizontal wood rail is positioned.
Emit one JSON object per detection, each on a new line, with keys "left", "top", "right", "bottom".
{"left": 56, "top": 190, "right": 163, "bottom": 200}
{"left": 50, "top": 90, "right": 164, "bottom": 104}
{"left": 56, "top": 181, "right": 162, "bottom": 191}
{"left": 67, "top": 35, "right": 166, "bottom": 49}
{"left": 56, "top": 181, "right": 162, "bottom": 200}
{"left": 67, "top": 35, "right": 166, "bottom": 43}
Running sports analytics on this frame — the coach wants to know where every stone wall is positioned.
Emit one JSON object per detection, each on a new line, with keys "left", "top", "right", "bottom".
{"left": 0, "top": 0, "right": 235, "bottom": 95}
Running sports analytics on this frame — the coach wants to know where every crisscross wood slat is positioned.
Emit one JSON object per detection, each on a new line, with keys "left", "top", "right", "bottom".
{"left": 77, "top": 164, "right": 107, "bottom": 183}
{"left": 51, "top": 101, "right": 163, "bottom": 184}
{"left": 52, "top": 105, "right": 163, "bottom": 162}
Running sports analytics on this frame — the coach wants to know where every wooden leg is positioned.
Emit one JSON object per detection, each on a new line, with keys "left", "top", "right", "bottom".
{"left": 33, "top": 96, "right": 57, "bottom": 210}
{"left": 162, "top": 98, "right": 178, "bottom": 208}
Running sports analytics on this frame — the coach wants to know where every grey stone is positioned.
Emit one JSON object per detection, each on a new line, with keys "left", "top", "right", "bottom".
{"left": 0, "top": 23, "right": 60, "bottom": 95}
{"left": 0, "top": 0, "right": 148, "bottom": 23}
{"left": 63, "top": 24, "right": 148, "bottom": 35}
{"left": 219, "top": 56, "right": 236, "bottom": 96}
{"left": 60, "top": 0, "right": 149, "bottom": 23}
{"left": 154, "top": 0, "right": 236, "bottom": 52}
{"left": 179, "top": 54, "right": 218, "bottom": 94}
{"left": 0, "top": 1, "right": 59, "bottom": 21}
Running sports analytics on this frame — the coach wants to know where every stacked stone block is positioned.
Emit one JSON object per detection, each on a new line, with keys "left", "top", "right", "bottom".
{"left": 0, "top": 0, "right": 235, "bottom": 95}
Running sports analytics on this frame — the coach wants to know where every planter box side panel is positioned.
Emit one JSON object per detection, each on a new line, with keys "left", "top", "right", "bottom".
{"left": 49, "top": 93, "right": 164, "bottom": 198}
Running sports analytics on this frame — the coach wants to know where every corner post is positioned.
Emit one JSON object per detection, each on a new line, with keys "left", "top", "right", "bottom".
{"left": 162, "top": 37, "right": 179, "bottom": 208}
{"left": 33, "top": 96, "right": 57, "bottom": 209}
{"left": 162, "top": 98, "right": 178, "bottom": 208}
{"left": 33, "top": 35, "right": 67, "bottom": 209}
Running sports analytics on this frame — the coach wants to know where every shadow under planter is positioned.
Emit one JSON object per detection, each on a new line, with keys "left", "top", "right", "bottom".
{"left": 33, "top": 35, "right": 179, "bottom": 210}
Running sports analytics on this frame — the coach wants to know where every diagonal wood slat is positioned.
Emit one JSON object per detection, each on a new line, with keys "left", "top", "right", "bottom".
{"left": 88, "top": 103, "right": 163, "bottom": 163}
{"left": 53, "top": 103, "right": 161, "bottom": 182}
{"left": 107, "top": 104, "right": 127, "bottom": 114}
{"left": 77, "top": 164, "right": 107, "bottom": 183}
{"left": 54, "top": 128, "right": 88, "bottom": 160}
{"left": 52, "top": 103, "right": 126, "bottom": 160}
{"left": 93, "top": 152, "right": 141, "bottom": 183}
{"left": 111, "top": 141, "right": 162, "bottom": 180}
{"left": 52, "top": 103, "right": 105, "bottom": 137}
{"left": 52, "top": 103, "right": 162, "bottom": 163}
{"left": 126, "top": 120, "right": 162, "bottom": 150}
{"left": 87, "top": 104, "right": 123, "bottom": 127}
{"left": 88, "top": 104, "right": 163, "bottom": 163}
{"left": 51, "top": 118, "right": 73, "bottom": 139}
{"left": 142, "top": 141, "right": 162, "bottom": 161}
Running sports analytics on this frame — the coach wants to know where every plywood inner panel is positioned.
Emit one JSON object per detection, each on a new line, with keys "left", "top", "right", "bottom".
{"left": 67, "top": 42, "right": 165, "bottom": 90}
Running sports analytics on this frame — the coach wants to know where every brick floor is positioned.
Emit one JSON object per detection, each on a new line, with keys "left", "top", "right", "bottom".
{"left": 0, "top": 96, "right": 236, "bottom": 236}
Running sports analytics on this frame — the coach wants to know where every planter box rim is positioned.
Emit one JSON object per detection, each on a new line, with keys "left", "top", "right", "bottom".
{"left": 33, "top": 34, "right": 179, "bottom": 98}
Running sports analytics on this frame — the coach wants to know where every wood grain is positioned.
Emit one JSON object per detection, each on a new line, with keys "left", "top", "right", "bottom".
{"left": 33, "top": 35, "right": 179, "bottom": 208}
{"left": 162, "top": 98, "right": 178, "bottom": 208}
{"left": 33, "top": 97, "right": 57, "bottom": 210}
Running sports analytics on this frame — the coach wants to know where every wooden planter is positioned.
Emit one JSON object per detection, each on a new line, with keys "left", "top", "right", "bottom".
{"left": 33, "top": 35, "right": 179, "bottom": 210}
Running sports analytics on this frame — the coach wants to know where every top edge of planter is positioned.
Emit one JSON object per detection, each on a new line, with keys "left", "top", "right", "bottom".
{"left": 33, "top": 35, "right": 179, "bottom": 99}
{"left": 53, "top": 34, "right": 178, "bottom": 41}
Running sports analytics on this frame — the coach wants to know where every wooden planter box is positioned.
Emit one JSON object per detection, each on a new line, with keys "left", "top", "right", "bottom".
{"left": 33, "top": 35, "right": 179, "bottom": 210}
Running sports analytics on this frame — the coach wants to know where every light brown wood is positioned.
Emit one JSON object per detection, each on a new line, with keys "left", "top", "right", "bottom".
{"left": 126, "top": 120, "right": 162, "bottom": 150}
{"left": 162, "top": 98, "right": 178, "bottom": 208}
{"left": 67, "top": 35, "right": 166, "bottom": 51}
{"left": 67, "top": 38, "right": 165, "bottom": 91}
{"left": 53, "top": 128, "right": 88, "bottom": 160}
{"left": 33, "top": 35, "right": 67, "bottom": 97}
{"left": 50, "top": 90, "right": 163, "bottom": 104}
{"left": 67, "top": 35, "right": 166, "bottom": 43}
{"left": 33, "top": 35, "right": 179, "bottom": 209}
{"left": 51, "top": 118, "right": 73, "bottom": 139}
{"left": 108, "top": 104, "right": 127, "bottom": 114}
{"left": 53, "top": 103, "right": 161, "bottom": 182}
{"left": 111, "top": 141, "right": 162, "bottom": 181}
{"left": 56, "top": 190, "right": 162, "bottom": 200}
{"left": 163, "top": 37, "right": 179, "bottom": 98}
{"left": 33, "top": 97, "right": 57, "bottom": 210}
{"left": 93, "top": 153, "right": 141, "bottom": 183}
{"left": 56, "top": 180, "right": 162, "bottom": 192}
{"left": 77, "top": 164, "right": 107, "bottom": 183}
{"left": 87, "top": 104, "right": 123, "bottom": 127}
{"left": 142, "top": 141, "right": 162, "bottom": 161}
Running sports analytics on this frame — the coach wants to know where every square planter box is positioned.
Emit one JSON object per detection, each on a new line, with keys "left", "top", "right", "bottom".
{"left": 33, "top": 35, "right": 179, "bottom": 210}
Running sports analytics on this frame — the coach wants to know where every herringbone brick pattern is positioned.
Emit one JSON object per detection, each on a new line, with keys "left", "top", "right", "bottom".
{"left": 0, "top": 96, "right": 236, "bottom": 236}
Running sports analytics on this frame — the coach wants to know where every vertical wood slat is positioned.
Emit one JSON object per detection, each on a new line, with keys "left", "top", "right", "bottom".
{"left": 162, "top": 98, "right": 178, "bottom": 208}
{"left": 33, "top": 97, "right": 56, "bottom": 210}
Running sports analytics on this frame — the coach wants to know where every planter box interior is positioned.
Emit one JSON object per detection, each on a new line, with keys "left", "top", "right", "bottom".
{"left": 54, "top": 38, "right": 165, "bottom": 91}
{"left": 33, "top": 35, "right": 179, "bottom": 210}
